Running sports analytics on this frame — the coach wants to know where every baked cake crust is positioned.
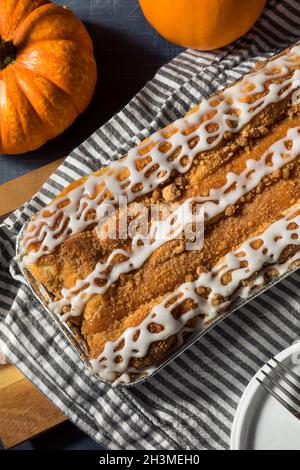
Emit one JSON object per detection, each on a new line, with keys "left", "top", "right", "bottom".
{"left": 21, "top": 42, "right": 300, "bottom": 384}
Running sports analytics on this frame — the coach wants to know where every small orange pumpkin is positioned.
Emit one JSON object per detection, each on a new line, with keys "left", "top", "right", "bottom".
{"left": 0, "top": 0, "right": 97, "bottom": 154}
{"left": 139, "top": 0, "right": 267, "bottom": 51}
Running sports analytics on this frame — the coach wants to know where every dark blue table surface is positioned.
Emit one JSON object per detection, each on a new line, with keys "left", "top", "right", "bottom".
{"left": 0, "top": 0, "right": 182, "bottom": 451}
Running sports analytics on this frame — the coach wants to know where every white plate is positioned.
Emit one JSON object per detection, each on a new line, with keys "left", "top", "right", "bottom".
{"left": 231, "top": 342, "right": 300, "bottom": 450}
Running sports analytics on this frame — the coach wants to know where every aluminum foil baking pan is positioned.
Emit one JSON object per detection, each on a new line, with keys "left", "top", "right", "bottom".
{"left": 16, "top": 221, "right": 300, "bottom": 387}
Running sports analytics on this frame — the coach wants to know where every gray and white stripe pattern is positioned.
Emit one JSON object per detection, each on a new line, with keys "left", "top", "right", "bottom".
{"left": 1, "top": 0, "right": 300, "bottom": 450}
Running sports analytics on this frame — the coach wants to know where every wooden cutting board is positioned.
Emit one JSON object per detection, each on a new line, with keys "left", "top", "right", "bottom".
{"left": 0, "top": 159, "right": 67, "bottom": 449}
{"left": 0, "top": 158, "right": 65, "bottom": 220}
{"left": 0, "top": 365, "right": 66, "bottom": 449}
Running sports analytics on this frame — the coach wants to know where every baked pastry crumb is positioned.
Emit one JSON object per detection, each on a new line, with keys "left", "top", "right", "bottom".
{"left": 21, "top": 42, "right": 300, "bottom": 384}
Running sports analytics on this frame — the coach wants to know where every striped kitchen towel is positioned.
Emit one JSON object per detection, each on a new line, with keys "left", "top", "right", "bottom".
{"left": 0, "top": 0, "right": 300, "bottom": 450}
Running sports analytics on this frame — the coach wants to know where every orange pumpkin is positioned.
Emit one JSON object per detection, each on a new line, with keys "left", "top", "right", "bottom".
{"left": 139, "top": 0, "right": 267, "bottom": 51}
{"left": 0, "top": 0, "right": 97, "bottom": 154}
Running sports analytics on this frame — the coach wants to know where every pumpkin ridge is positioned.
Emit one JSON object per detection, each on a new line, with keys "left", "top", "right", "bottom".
{"left": 15, "top": 36, "right": 95, "bottom": 54}
{"left": 12, "top": 3, "right": 92, "bottom": 51}
{"left": 12, "top": 65, "right": 55, "bottom": 141}
{"left": 0, "top": 68, "right": 29, "bottom": 152}
{"left": 0, "top": 0, "right": 18, "bottom": 38}
{"left": 15, "top": 56, "right": 82, "bottom": 115}
{"left": 17, "top": 39, "right": 96, "bottom": 113}
{"left": 3, "top": 0, "right": 49, "bottom": 40}
{"left": 14, "top": 62, "right": 77, "bottom": 139}
{"left": 5, "top": 67, "right": 48, "bottom": 151}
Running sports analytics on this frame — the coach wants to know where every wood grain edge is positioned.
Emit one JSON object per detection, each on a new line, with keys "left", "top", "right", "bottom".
{"left": 0, "top": 366, "right": 66, "bottom": 449}
{"left": 0, "top": 158, "right": 64, "bottom": 218}
{"left": 0, "top": 159, "right": 66, "bottom": 448}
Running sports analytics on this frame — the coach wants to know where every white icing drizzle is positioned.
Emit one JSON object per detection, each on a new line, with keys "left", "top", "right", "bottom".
{"left": 22, "top": 45, "right": 300, "bottom": 265}
{"left": 91, "top": 206, "right": 300, "bottom": 384}
{"left": 19, "top": 44, "right": 300, "bottom": 385}
{"left": 49, "top": 126, "right": 300, "bottom": 320}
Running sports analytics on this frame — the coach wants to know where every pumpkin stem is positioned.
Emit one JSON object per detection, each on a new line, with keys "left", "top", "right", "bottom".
{"left": 0, "top": 37, "right": 16, "bottom": 70}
